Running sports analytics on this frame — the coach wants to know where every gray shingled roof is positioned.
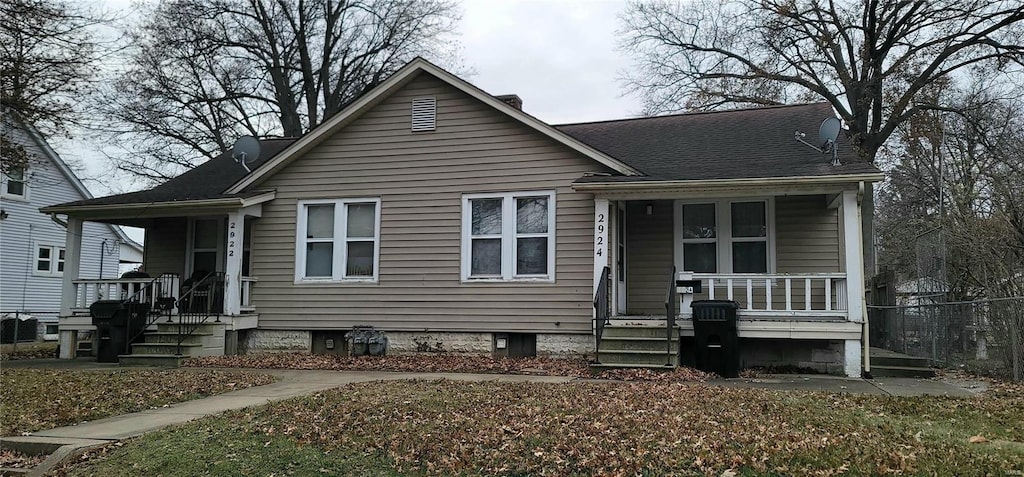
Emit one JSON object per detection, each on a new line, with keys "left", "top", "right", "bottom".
{"left": 51, "top": 103, "right": 879, "bottom": 209}
{"left": 51, "top": 138, "right": 297, "bottom": 207}
{"left": 557, "top": 102, "right": 880, "bottom": 182}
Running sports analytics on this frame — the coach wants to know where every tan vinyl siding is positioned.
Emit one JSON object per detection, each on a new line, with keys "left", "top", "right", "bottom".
{"left": 624, "top": 200, "right": 674, "bottom": 315}
{"left": 251, "top": 72, "right": 609, "bottom": 333}
{"left": 143, "top": 218, "right": 186, "bottom": 278}
{"left": 775, "top": 195, "right": 840, "bottom": 273}
{"left": 625, "top": 195, "right": 842, "bottom": 314}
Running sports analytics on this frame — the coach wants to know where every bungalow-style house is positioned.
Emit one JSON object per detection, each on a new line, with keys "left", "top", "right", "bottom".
{"left": 42, "top": 58, "right": 881, "bottom": 376}
{"left": 1, "top": 109, "right": 142, "bottom": 340}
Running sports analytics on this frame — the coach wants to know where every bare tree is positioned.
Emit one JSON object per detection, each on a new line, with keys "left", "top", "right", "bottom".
{"left": 620, "top": 0, "right": 1024, "bottom": 161}
{"left": 877, "top": 86, "right": 1024, "bottom": 299}
{"left": 620, "top": 0, "right": 1024, "bottom": 273}
{"left": 98, "top": 0, "right": 461, "bottom": 183}
{"left": 1, "top": 0, "right": 107, "bottom": 174}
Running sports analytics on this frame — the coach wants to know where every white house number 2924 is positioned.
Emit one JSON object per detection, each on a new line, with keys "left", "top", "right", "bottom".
{"left": 595, "top": 213, "right": 605, "bottom": 257}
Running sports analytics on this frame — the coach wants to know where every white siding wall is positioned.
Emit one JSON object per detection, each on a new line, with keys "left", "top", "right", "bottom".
{"left": 1, "top": 116, "right": 122, "bottom": 316}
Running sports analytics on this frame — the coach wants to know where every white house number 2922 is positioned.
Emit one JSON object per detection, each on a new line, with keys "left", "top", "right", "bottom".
{"left": 227, "top": 221, "right": 237, "bottom": 257}
{"left": 595, "top": 213, "right": 605, "bottom": 257}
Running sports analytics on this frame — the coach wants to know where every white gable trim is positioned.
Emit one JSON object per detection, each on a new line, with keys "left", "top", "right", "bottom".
{"left": 226, "top": 58, "right": 640, "bottom": 194}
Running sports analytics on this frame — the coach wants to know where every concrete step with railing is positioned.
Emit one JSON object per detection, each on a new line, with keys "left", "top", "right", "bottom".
{"left": 591, "top": 326, "right": 680, "bottom": 371}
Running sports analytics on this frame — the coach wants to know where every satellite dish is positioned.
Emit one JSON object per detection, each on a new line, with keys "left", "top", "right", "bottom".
{"left": 818, "top": 117, "right": 841, "bottom": 152}
{"left": 231, "top": 136, "right": 261, "bottom": 173}
{"left": 794, "top": 117, "right": 843, "bottom": 166}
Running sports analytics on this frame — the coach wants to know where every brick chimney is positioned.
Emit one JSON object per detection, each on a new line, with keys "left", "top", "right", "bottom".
{"left": 495, "top": 94, "right": 523, "bottom": 111}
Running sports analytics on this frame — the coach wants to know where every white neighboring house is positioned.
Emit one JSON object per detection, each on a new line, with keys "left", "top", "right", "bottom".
{"left": 1, "top": 109, "right": 142, "bottom": 339}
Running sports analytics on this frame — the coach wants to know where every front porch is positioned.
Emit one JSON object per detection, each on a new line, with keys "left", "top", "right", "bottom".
{"left": 49, "top": 193, "right": 274, "bottom": 361}
{"left": 587, "top": 185, "right": 869, "bottom": 377}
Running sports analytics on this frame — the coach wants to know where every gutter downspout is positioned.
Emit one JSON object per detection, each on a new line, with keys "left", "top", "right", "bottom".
{"left": 857, "top": 182, "right": 872, "bottom": 379}
{"left": 50, "top": 212, "right": 68, "bottom": 228}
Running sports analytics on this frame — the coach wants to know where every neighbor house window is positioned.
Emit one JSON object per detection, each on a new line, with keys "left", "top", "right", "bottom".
{"left": 35, "top": 245, "right": 65, "bottom": 276}
{"left": 677, "top": 199, "right": 772, "bottom": 274}
{"left": 462, "top": 191, "right": 555, "bottom": 281}
{"left": 3, "top": 166, "right": 26, "bottom": 198}
{"left": 295, "top": 198, "right": 380, "bottom": 282}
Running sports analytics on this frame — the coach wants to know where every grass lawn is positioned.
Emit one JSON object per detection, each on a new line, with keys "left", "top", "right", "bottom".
{"left": 55, "top": 380, "right": 1023, "bottom": 476}
{"left": 0, "top": 368, "right": 274, "bottom": 436}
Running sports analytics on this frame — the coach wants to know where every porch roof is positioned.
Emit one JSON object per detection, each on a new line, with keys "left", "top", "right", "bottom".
{"left": 557, "top": 102, "right": 881, "bottom": 183}
{"left": 40, "top": 138, "right": 296, "bottom": 212}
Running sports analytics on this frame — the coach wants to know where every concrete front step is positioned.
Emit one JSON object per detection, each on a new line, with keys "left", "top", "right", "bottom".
{"left": 594, "top": 349, "right": 678, "bottom": 366}
{"left": 154, "top": 322, "right": 223, "bottom": 334}
{"left": 871, "top": 365, "right": 937, "bottom": 378}
{"left": 142, "top": 331, "right": 212, "bottom": 345}
{"left": 118, "top": 354, "right": 186, "bottom": 367}
{"left": 599, "top": 337, "right": 679, "bottom": 353}
{"left": 130, "top": 342, "right": 202, "bottom": 356}
{"left": 601, "top": 325, "right": 679, "bottom": 339}
{"left": 871, "top": 355, "right": 931, "bottom": 368}
{"left": 589, "top": 363, "right": 678, "bottom": 373}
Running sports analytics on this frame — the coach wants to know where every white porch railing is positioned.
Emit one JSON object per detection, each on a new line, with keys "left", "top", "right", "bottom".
{"left": 240, "top": 276, "right": 258, "bottom": 313}
{"left": 682, "top": 273, "right": 848, "bottom": 318}
{"left": 71, "top": 275, "right": 181, "bottom": 313}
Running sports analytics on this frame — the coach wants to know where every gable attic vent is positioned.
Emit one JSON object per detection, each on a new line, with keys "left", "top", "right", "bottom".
{"left": 411, "top": 97, "right": 436, "bottom": 131}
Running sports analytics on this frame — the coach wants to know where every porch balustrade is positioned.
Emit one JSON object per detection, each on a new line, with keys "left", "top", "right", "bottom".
{"left": 683, "top": 273, "right": 848, "bottom": 318}
{"left": 71, "top": 276, "right": 180, "bottom": 314}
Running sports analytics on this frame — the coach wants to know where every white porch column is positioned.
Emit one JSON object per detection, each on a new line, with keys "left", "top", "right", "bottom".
{"left": 58, "top": 217, "right": 83, "bottom": 359}
{"left": 223, "top": 210, "right": 244, "bottom": 315}
{"left": 841, "top": 190, "right": 865, "bottom": 323}
{"left": 593, "top": 198, "right": 610, "bottom": 325}
{"left": 844, "top": 339, "right": 862, "bottom": 377}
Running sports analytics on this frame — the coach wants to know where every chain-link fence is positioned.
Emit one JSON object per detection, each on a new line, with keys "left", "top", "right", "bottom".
{"left": 868, "top": 298, "right": 1024, "bottom": 381}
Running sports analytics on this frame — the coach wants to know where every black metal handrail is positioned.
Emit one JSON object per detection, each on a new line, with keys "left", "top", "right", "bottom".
{"left": 593, "top": 266, "right": 611, "bottom": 364}
{"left": 664, "top": 266, "right": 677, "bottom": 367}
{"left": 123, "top": 273, "right": 180, "bottom": 355}
{"left": 175, "top": 272, "right": 225, "bottom": 356}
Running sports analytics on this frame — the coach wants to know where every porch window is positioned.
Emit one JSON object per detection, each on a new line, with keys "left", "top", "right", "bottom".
{"left": 677, "top": 199, "right": 773, "bottom": 273}
{"left": 35, "top": 245, "right": 65, "bottom": 276}
{"left": 295, "top": 198, "right": 380, "bottom": 282}
{"left": 462, "top": 191, "right": 555, "bottom": 281}
{"left": 3, "top": 166, "right": 26, "bottom": 198}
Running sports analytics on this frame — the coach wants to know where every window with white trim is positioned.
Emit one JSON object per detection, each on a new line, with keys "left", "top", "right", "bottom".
{"left": 295, "top": 198, "right": 380, "bottom": 282}
{"left": 35, "top": 245, "right": 65, "bottom": 276}
{"left": 462, "top": 191, "right": 555, "bottom": 281}
{"left": 3, "top": 166, "right": 27, "bottom": 199}
{"left": 677, "top": 199, "right": 772, "bottom": 273}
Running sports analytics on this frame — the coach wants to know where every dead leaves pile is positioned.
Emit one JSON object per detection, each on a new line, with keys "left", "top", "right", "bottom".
{"left": 183, "top": 352, "right": 714, "bottom": 382}
{"left": 184, "top": 353, "right": 593, "bottom": 376}
{"left": 0, "top": 342, "right": 58, "bottom": 361}
{"left": 0, "top": 369, "right": 273, "bottom": 436}
{"left": 0, "top": 449, "right": 45, "bottom": 469}
{"left": 219, "top": 380, "right": 1022, "bottom": 476}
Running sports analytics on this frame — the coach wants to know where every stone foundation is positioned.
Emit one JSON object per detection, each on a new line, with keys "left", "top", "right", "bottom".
{"left": 680, "top": 338, "right": 852, "bottom": 375}
{"left": 243, "top": 329, "right": 593, "bottom": 357}
{"left": 243, "top": 330, "right": 310, "bottom": 353}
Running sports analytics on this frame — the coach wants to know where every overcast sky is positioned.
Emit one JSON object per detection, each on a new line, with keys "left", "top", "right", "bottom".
{"left": 60, "top": 0, "right": 642, "bottom": 201}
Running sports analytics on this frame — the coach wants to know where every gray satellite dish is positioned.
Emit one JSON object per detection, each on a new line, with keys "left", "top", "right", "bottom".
{"left": 818, "top": 117, "right": 841, "bottom": 152}
{"left": 794, "top": 117, "right": 843, "bottom": 166}
{"left": 231, "top": 136, "right": 261, "bottom": 173}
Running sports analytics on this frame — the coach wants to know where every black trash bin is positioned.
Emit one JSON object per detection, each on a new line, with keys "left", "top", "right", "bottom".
{"left": 90, "top": 301, "right": 151, "bottom": 362}
{"left": 90, "top": 300, "right": 123, "bottom": 363}
{"left": 690, "top": 300, "right": 741, "bottom": 378}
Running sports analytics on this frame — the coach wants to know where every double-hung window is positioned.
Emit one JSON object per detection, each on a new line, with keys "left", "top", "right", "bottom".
{"left": 462, "top": 191, "right": 555, "bottom": 281}
{"left": 3, "top": 166, "right": 27, "bottom": 199}
{"left": 677, "top": 199, "right": 772, "bottom": 274}
{"left": 35, "top": 245, "right": 65, "bottom": 276}
{"left": 295, "top": 198, "right": 380, "bottom": 282}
